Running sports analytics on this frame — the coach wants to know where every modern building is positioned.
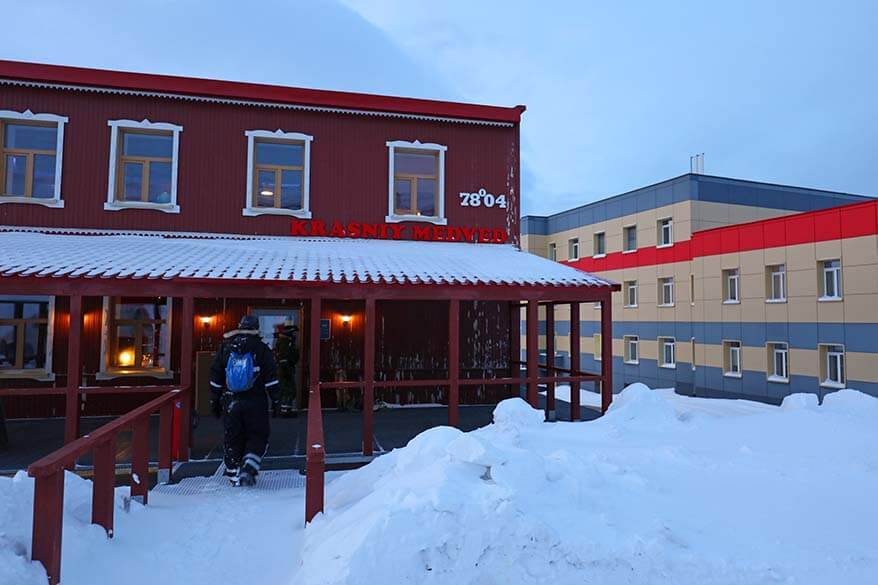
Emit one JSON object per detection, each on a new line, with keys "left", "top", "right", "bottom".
{"left": 522, "top": 173, "right": 878, "bottom": 402}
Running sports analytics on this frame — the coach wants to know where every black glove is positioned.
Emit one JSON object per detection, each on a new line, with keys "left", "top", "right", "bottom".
{"left": 210, "top": 397, "right": 223, "bottom": 419}
{"left": 271, "top": 400, "right": 281, "bottom": 418}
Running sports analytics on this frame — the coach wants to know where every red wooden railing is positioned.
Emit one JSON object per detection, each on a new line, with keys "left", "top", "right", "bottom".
{"left": 26, "top": 386, "right": 190, "bottom": 585}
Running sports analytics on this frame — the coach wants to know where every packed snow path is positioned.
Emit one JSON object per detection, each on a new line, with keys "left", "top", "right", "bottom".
{"left": 2, "top": 385, "right": 877, "bottom": 585}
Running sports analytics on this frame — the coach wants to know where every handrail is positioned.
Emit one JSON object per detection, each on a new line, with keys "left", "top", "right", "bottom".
{"left": 27, "top": 385, "right": 190, "bottom": 585}
{"left": 304, "top": 384, "right": 325, "bottom": 524}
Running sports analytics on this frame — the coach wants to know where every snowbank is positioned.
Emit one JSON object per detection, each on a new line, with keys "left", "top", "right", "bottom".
{"left": 300, "top": 387, "right": 878, "bottom": 585}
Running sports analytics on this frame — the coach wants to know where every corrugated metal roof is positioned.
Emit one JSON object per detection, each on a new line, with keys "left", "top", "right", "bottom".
{"left": 0, "top": 229, "right": 614, "bottom": 288}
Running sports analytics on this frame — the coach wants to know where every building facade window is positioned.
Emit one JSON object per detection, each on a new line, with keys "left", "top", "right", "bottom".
{"left": 766, "top": 264, "right": 786, "bottom": 302}
{"left": 386, "top": 140, "right": 446, "bottom": 224}
{"left": 624, "top": 280, "right": 638, "bottom": 308}
{"left": 593, "top": 334, "right": 602, "bottom": 361}
{"left": 623, "top": 225, "right": 637, "bottom": 252}
{"left": 0, "top": 110, "right": 67, "bottom": 208}
{"left": 624, "top": 335, "right": 639, "bottom": 364}
{"left": 819, "top": 260, "right": 842, "bottom": 300}
{"left": 723, "top": 341, "right": 742, "bottom": 377}
{"left": 767, "top": 342, "right": 789, "bottom": 382}
{"left": 723, "top": 269, "right": 740, "bottom": 303}
{"left": 659, "top": 337, "right": 676, "bottom": 368}
{"left": 105, "top": 119, "right": 182, "bottom": 213}
{"left": 657, "top": 217, "right": 673, "bottom": 247}
{"left": 593, "top": 232, "right": 605, "bottom": 257}
{"left": 100, "top": 297, "right": 172, "bottom": 378}
{"left": 568, "top": 238, "right": 580, "bottom": 261}
{"left": 243, "top": 130, "right": 313, "bottom": 218}
{"left": 658, "top": 277, "right": 675, "bottom": 306}
{"left": 819, "top": 344, "right": 845, "bottom": 387}
{"left": 547, "top": 242, "right": 557, "bottom": 261}
{"left": 690, "top": 337, "right": 696, "bottom": 371}
{"left": 689, "top": 274, "right": 696, "bottom": 305}
{"left": 0, "top": 296, "right": 54, "bottom": 379}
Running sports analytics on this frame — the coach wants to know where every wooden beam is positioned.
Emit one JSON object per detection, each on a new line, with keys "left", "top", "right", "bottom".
{"left": 526, "top": 299, "right": 538, "bottom": 408}
{"left": 600, "top": 291, "right": 613, "bottom": 413}
{"left": 569, "top": 302, "right": 581, "bottom": 421}
{"left": 177, "top": 296, "right": 194, "bottom": 461}
{"left": 64, "top": 295, "right": 82, "bottom": 444}
{"left": 309, "top": 296, "right": 322, "bottom": 402}
{"left": 509, "top": 302, "right": 521, "bottom": 398}
{"left": 545, "top": 304, "right": 555, "bottom": 421}
{"left": 362, "top": 298, "right": 375, "bottom": 456}
{"left": 448, "top": 299, "right": 460, "bottom": 427}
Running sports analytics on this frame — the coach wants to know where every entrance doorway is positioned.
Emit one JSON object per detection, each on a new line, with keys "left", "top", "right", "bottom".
{"left": 252, "top": 307, "right": 304, "bottom": 411}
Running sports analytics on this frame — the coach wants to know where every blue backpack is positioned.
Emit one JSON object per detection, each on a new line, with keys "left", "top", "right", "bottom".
{"left": 226, "top": 350, "right": 256, "bottom": 392}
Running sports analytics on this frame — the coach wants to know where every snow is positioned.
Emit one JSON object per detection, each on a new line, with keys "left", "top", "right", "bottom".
{"left": 2, "top": 385, "right": 877, "bottom": 584}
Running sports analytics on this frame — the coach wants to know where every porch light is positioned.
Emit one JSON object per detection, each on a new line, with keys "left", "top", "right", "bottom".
{"left": 199, "top": 315, "right": 213, "bottom": 327}
{"left": 340, "top": 314, "right": 352, "bottom": 324}
{"left": 117, "top": 349, "right": 135, "bottom": 367}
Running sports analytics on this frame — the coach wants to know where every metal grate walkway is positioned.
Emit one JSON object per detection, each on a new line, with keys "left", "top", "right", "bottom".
{"left": 153, "top": 464, "right": 305, "bottom": 496}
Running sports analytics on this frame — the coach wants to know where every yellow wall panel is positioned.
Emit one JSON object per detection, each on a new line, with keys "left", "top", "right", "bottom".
{"left": 847, "top": 351, "right": 878, "bottom": 381}
{"left": 841, "top": 235, "right": 878, "bottom": 267}
{"left": 787, "top": 268, "right": 818, "bottom": 297}
{"left": 815, "top": 239, "right": 842, "bottom": 262}
{"left": 786, "top": 243, "right": 817, "bottom": 271}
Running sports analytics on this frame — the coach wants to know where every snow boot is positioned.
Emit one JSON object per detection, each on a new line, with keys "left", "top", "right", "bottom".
{"left": 233, "top": 470, "right": 256, "bottom": 487}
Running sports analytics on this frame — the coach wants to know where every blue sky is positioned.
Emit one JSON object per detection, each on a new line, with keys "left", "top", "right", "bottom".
{"left": 4, "top": 0, "right": 876, "bottom": 215}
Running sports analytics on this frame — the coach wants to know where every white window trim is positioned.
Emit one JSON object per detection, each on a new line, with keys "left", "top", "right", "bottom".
{"left": 547, "top": 242, "right": 557, "bottom": 261}
{"left": 724, "top": 341, "right": 742, "bottom": 378}
{"left": 657, "top": 217, "right": 673, "bottom": 248}
{"left": 568, "top": 238, "right": 580, "bottom": 261}
{"left": 242, "top": 129, "right": 313, "bottom": 218}
{"left": 658, "top": 277, "right": 675, "bottom": 307}
{"left": 622, "top": 224, "right": 637, "bottom": 253}
{"left": 624, "top": 281, "right": 638, "bottom": 308}
{"left": 724, "top": 269, "right": 740, "bottom": 304}
{"left": 0, "top": 109, "right": 68, "bottom": 208}
{"left": 767, "top": 265, "right": 786, "bottom": 302}
{"left": 819, "top": 260, "right": 843, "bottom": 301}
{"left": 385, "top": 140, "right": 447, "bottom": 225}
{"left": 623, "top": 336, "right": 639, "bottom": 365}
{"left": 104, "top": 119, "right": 183, "bottom": 214}
{"left": 593, "top": 232, "right": 606, "bottom": 258}
{"left": 97, "top": 296, "right": 174, "bottom": 380}
{"left": 690, "top": 337, "right": 696, "bottom": 371}
{"left": 820, "top": 344, "right": 846, "bottom": 388}
{"left": 0, "top": 295, "right": 56, "bottom": 381}
{"left": 767, "top": 342, "right": 789, "bottom": 383}
{"left": 659, "top": 337, "right": 676, "bottom": 369}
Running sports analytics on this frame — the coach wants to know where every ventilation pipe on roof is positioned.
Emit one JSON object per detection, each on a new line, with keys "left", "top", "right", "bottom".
{"left": 690, "top": 153, "right": 704, "bottom": 174}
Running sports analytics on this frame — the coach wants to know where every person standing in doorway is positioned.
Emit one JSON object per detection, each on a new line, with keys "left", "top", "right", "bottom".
{"left": 209, "top": 315, "right": 279, "bottom": 486}
{"left": 275, "top": 320, "right": 300, "bottom": 417}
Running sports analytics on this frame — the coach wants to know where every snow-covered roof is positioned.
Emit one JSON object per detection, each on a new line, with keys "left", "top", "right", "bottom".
{"left": 0, "top": 229, "right": 614, "bottom": 288}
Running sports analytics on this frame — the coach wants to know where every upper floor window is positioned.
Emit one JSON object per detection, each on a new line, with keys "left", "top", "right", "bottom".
{"left": 657, "top": 217, "right": 673, "bottom": 247}
{"left": 0, "top": 110, "right": 67, "bottom": 208}
{"left": 386, "top": 140, "right": 446, "bottom": 225}
{"left": 624, "top": 280, "right": 638, "bottom": 308}
{"left": 659, "top": 337, "right": 676, "bottom": 368}
{"left": 766, "top": 264, "right": 786, "bottom": 302}
{"left": 723, "top": 269, "right": 740, "bottom": 303}
{"left": 767, "top": 342, "right": 789, "bottom": 383}
{"left": 243, "top": 130, "right": 313, "bottom": 218}
{"left": 658, "top": 277, "right": 675, "bottom": 307}
{"left": 568, "top": 238, "right": 580, "bottom": 260}
{"left": 623, "top": 335, "right": 639, "bottom": 364}
{"left": 593, "top": 232, "right": 606, "bottom": 257}
{"left": 547, "top": 242, "right": 557, "bottom": 261}
{"left": 819, "top": 344, "right": 845, "bottom": 388}
{"left": 100, "top": 297, "right": 172, "bottom": 379}
{"left": 105, "top": 119, "right": 182, "bottom": 213}
{"left": 623, "top": 225, "right": 637, "bottom": 252}
{"left": 0, "top": 296, "right": 54, "bottom": 379}
{"left": 819, "top": 260, "right": 842, "bottom": 300}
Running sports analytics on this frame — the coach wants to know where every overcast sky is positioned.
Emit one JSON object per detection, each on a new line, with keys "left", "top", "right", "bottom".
{"left": 4, "top": 0, "right": 876, "bottom": 216}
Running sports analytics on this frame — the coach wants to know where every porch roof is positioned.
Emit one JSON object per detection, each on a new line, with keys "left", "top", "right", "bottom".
{"left": 0, "top": 228, "right": 614, "bottom": 289}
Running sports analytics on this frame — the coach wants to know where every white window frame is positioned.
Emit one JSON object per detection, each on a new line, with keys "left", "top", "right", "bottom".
{"left": 105, "top": 119, "right": 183, "bottom": 213}
{"left": 0, "top": 109, "right": 68, "bottom": 208}
{"left": 0, "top": 295, "right": 56, "bottom": 381}
{"left": 242, "top": 129, "right": 313, "bottom": 218}
{"left": 385, "top": 140, "right": 447, "bottom": 225}
{"left": 624, "top": 280, "right": 638, "bottom": 308}
{"left": 767, "top": 342, "right": 789, "bottom": 383}
{"left": 97, "top": 296, "right": 174, "bottom": 380}
{"left": 593, "top": 333, "right": 602, "bottom": 361}
{"left": 767, "top": 264, "right": 786, "bottom": 303}
{"left": 568, "top": 237, "right": 580, "bottom": 261}
{"left": 658, "top": 277, "right": 675, "bottom": 307}
{"left": 689, "top": 274, "right": 696, "bottom": 306}
{"left": 690, "top": 337, "right": 696, "bottom": 371}
{"left": 820, "top": 344, "right": 845, "bottom": 388}
{"left": 593, "top": 232, "right": 606, "bottom": 258}
{"left": 547, "top": 242, "right": 557, "bottom": 261}
{"left": 819, "top": 260, "right": 842, "bottom": 301}
{"left": 657, "top": 217, "right": 673, "bottom": 247}
{"left": 724, "top": 269, "right": 740, "bottom": 304}
{"left": 659, "top": 337, "right": 676, "bottom": 369}
{"left": 724, "top": 340, "right": 742, "bottom": 378}
{"left": 623, "top": 335, "right": 639, "bottom": 364}
{"left": 622, "top": 224, "right": 637, "bottom": 253}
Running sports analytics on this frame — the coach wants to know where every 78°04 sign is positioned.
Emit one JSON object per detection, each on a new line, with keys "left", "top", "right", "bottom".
{"left": 458, "top": 188, "right": 507, "bottom": 209}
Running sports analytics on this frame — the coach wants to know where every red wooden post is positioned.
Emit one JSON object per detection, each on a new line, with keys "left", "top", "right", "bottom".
{"left": 509, "top": 302, "right": 521, "bottom": 398}
{"left": 569, "top": 302, "right": 581, "bottom": 421}
{"left": 130, "top": 418, "right": 149, "bottom": 504}
{"left": 545, "top": 303, "right": 555, "bottom": 421}
{"left": 92, "top": 437, "right": 116, "bottom": 536}
{"left": 309, "top": 296, "right": 322, "bottom": 396}
{"left": 31, "top": 471, "right": 64, "bottom": 585}
{"left": 157, "top": 400, "right": 173, "bottom": 483}
{"left": 64, "top": 294, "right": 82, "bottom": 444}
{"left": 362, "top": 297, "right": 375, "bottom": 456}
{"left": 526, "top": 299, "right": 538, "bottom": 408}
{"left": 177, "top": 296, "right": 194, "bottom": 461}
{"left": 600, "top": 292, "right": 613, "bottom": 413}
{"left": 305, "top": 295, "right": 325, "bottom": 523}
{"left": 448, "top": 299, "right": 460, "bottom": 427}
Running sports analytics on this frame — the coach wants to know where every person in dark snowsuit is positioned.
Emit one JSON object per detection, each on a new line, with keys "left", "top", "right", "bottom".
{"left": 209, "top": 315, "right": 279, "bottom": 486}
{"left": 274, "top": 320, "right": 300, "bottom": 416}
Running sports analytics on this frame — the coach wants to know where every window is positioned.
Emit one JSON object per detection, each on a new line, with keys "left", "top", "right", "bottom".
{"left": 386, "top": 140, "right": 446, "bottom": 224}
{"left": 766, "top": 264, "right": 786, "bottom": 302}
{"left": 568, "top": 238, "right": 580, "bottom": 261}
{"left": 623, "top": 225, "right": 637, "bottom": 252}
{"left": 0, "top": 110, "right": 67, "bottom": 208}
{"left": 820, "top": 260, "right": 842, "bottom": 300}
{"left": 657, "top": 218, "right": 673, "bottom": 247}
{"left": 101, "top": 297, "right": 172, "bottom": 377}
{"left": 593, "top": 232, "right": 606, "bottom": 257}
{"left": 723, "top": 341, "right": 742, "bottom": 377}
{"left": 623, "top": 336, "right": 639, "bottom": 364}
{"left": 690, "top": 337, "right": 696, "bottom": 371}
{"left": 548, "top": 242, "right": 557, "bottom": 261}
{"left": 593, "top": 334, "right": 602, "bottom": 361}
{"left": 0, "top": 296, "right": 54, "bottom": 378}
{"left": 659, "top": 337, "right": 676, "bottom": 368}
{"left": 624, "top": 280, "right": 638, "bottom": 308}
{"left": 658, "top": 277, "right": 675, "bottom": 306}
{"left": 243, "top": 130, "right": 313, "bottom": 217}
{"left": 106, "top": 119, "right": 182, "bottom": 213}
{"left": 819, "top": 344, "right": 845, "bottom": 387}
{"left": 689, "top": 274, "right": 695, "bottom": 305}
{"left": 767, "top": 342, "right": 789, "bottom": 382}
{"left": 723, "top": 269, "right": 740, "bottom": 303}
